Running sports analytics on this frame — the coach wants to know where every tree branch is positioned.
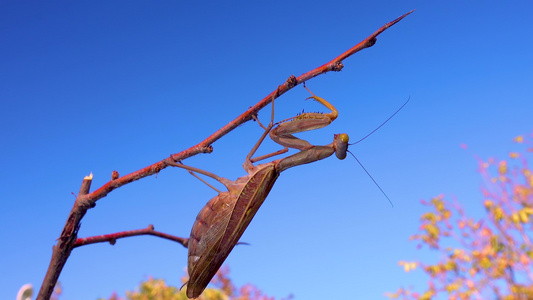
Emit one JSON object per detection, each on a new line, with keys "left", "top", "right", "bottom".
{"left": 39, "top": 174, "right": 92, "bottom": 300}
{"left": 37, "top": 10, "right": 413, "bottom": 300}
{"left": 73, "top": 225, "right": 188, "bottom": 248}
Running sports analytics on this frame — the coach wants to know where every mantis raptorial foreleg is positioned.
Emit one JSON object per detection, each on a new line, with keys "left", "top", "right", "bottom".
{"left": 167, "top": 86, "right": 348, "bottom": 299}
{"left": 267, "top": 84, "right": 338, "bottom": 151}
{"left": 249, "top": 84, "right": 347, "bottom": 164}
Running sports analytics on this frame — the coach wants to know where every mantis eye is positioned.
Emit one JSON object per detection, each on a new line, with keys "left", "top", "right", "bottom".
{"left": 334, "top": 133, "right": 349, "bottom": 160}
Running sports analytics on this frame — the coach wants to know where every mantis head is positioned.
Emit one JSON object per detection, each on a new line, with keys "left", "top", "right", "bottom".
{"left": 334, "top": 133, "right": 349, "bottom": 160}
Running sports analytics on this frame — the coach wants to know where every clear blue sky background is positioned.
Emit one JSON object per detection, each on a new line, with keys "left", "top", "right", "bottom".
{"left": 1, "top": 1, "right": 532, "bottom": 299}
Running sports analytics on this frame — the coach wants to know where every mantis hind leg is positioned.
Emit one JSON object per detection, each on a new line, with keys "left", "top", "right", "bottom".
{"left": 166, "top": 160, "right": 233, "bottom": 193}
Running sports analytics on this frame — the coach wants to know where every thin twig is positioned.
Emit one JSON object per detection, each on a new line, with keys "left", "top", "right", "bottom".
{"left": 37, "top": 11, "right": 413, "bottom": 300}
{"left": 73, "top": 225, "right": 188, "bottom": 248}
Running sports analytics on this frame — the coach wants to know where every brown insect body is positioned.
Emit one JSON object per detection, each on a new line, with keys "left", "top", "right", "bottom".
{"left": 186, "top": 164, "right": 278, "bottom": 298}
{"left": 185, "top": 140, "right": 341, "bottom": 298}
{"left": 168, "top": 87, "right": 348, "bottom": 299}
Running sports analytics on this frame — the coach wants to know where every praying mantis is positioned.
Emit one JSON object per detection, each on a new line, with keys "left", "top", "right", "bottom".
{"left": 167, "top": 85, "right": 394, "bottom": 299}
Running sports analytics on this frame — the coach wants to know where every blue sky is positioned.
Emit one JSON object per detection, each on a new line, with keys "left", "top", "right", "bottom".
{"left": 1, "top": 1, "right": 532, "bottom": 299}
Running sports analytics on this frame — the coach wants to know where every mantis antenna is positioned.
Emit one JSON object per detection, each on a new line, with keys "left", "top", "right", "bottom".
{"left": 349, "top": 151, "right": 394, "bottom": 207}
{"left": 348, "top": 97, "right": 410, "bottom": 207}
{"left": 351, "top": 97, "right": 410, "bottom": 145}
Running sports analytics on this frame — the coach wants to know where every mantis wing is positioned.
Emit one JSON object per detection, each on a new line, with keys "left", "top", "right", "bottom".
{"left": 186, "top": 187, "right": 241, "bottom": 298}
{"left": 187, "top": 165, "right": 278, "bottom": 298}
{"left": 216, "top": 165, "right": 279, "bottom": 266}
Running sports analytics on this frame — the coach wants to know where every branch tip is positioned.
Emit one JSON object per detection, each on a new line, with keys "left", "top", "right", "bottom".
{"left": 388, "top": 10, "right": 415, "bottom": 28}
{"left": 84, "top": 172, "right": 93, "bottom": 180}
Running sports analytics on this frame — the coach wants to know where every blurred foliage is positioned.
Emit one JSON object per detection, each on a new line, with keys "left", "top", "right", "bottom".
{"left": 99, "top": 266, "right": 291, "bottom": 300}
{"left": 52, "top": 282, "right": 62, "bottom": 300}
{"left": 386, "top": 134, "right": 533, "bottom": 299}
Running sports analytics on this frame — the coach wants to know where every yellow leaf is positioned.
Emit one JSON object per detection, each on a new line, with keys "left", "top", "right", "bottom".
{"left": 402, "top": 262, "right": 417, "bottom": 272}
{"left": 421, "top": 212, "right": 436, "bottom": 223}
{"left": 498, "top": 160, "right": 508, "bottom": 174}
{"left": 480, "top": 257, "right": 492, "bottom": 269}
{"left": 514, "top": 135, "right": 524, "bottom": 143}
{"left": 493, "top": 207, "right": 504, "bottom": 221}
{"left": 484, "top": 200, "right": 493, "bottom": 209}
{"left": 446, "top": 281, "right": 459, "bottom": 292}
{"left": 426, "top": 224, "right": 439, "bottom": 238}
{"left": 419, "top": 290, "right": 434, "bottom": 300}
{"left": 445, "top": 261, "right": 457, "bottom": 271}
{"left": 519, "top": 210, "right": 529, "bottom": 223}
